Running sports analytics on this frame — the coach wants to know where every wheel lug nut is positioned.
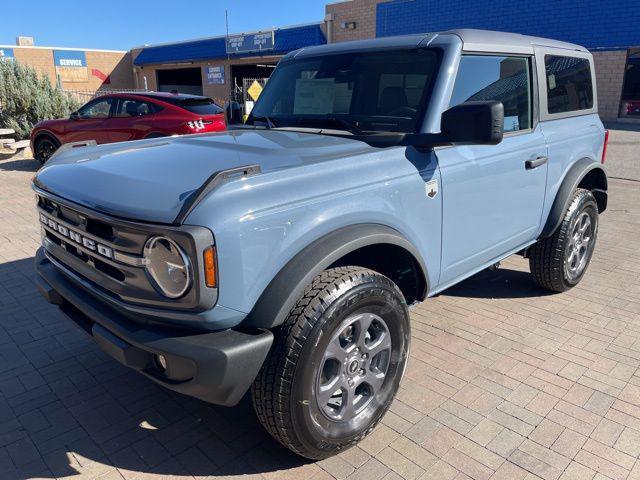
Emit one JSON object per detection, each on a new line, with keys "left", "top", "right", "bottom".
{"left": 362, "top": 353, "right": 368, "bottom": 359}
{"left": 348, "top": 379, "right": 354, "bottom": 386}
{"left": 359, "top": 369, "right": 365, "bottom": 375}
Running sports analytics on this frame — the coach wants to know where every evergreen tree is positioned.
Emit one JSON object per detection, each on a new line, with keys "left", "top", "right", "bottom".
{"left": 0, "top": 60, "right": 80, "bottom": 139}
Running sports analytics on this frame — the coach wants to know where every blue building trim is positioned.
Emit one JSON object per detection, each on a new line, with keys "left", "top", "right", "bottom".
{"left": 134, "top": 23, "right": 326, "bottom": 66}
{"left": 376, "top": 0, "right": 640, "bottom": 50}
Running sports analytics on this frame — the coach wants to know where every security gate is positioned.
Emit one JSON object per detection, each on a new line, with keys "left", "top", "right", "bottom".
{"left": 233, "top": 77, "right": 269, "bottom": 117}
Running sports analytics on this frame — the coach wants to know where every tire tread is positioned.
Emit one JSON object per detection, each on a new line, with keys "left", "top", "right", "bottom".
{"left": 251, "top": 266, "right": 401, "bottom": 459}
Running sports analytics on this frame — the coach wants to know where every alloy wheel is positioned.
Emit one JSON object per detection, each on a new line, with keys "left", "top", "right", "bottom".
{"left": 316, "top": 312, "right": 392, "bottom": 421}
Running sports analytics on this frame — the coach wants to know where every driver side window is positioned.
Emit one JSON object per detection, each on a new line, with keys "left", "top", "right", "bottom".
{"left": 450, "top": 55, "right": 532, "bottom": 132}
{"left": 78, "top": 98, "right": 114, "bottom": 119}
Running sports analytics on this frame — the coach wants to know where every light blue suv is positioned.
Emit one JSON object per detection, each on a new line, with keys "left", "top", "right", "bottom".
{"left": 33, "top": 29, "right": 608, "bottom": 459}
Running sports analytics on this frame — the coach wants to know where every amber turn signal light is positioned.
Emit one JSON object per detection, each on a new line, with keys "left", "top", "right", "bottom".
{"left": 203, "top": 246, "right": 217, "bottom": 288}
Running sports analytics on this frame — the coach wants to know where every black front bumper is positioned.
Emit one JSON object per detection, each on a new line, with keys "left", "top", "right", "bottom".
{"left": 35, "top": 248, "right": 273, "bottom": 406}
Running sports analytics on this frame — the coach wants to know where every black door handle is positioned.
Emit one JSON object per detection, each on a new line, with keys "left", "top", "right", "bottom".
{"left": 525, "top": 156, "right": 548, "bottom": 170}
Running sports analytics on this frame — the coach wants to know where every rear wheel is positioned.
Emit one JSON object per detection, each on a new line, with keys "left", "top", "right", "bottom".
{"left": 251, "top": 266, "right": 410, "bottom": 459}
{"left": 34, "top": 135, "right": 60, "bottom": 165}
{"left": 529, "top": 188, "right": 598, "bottom": 292}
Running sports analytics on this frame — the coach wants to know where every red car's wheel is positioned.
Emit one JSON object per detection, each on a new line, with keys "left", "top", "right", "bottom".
{"left": 34, "top": 136, "right": 60, "bottom": 165}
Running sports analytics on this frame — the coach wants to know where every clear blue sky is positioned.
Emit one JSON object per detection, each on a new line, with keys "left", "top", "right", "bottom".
{"left": 1, "top": 0, "right": 326, "bottom": 50}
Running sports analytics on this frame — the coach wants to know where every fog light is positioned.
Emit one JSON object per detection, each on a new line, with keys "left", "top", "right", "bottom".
{"left": 155, "top": 354, "right": 167, "bottom": 372}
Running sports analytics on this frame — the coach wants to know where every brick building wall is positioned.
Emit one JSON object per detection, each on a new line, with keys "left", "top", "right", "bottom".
{"left": 592, "top": 50, "right": 628, "bottom": 121}
{"left": 9, "top": 46, "right": 132, "bottom": 91}
{"left": 325, "top": 0, "right": 387, "bottom": 43}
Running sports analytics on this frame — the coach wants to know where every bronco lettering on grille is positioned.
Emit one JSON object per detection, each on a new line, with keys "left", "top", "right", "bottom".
{"left": 40, "top": 212, "right": 114, "bottom": 259}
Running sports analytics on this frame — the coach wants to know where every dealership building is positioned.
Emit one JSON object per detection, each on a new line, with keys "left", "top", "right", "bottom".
{"left": 126, "top": 0, "right": 639, "bottom": 122}
{"left": 130, "top": 23, "right": 325, "bottom": 107}
{"left": 0, "top": 37, "right": 132, "bottom": 92}
{"left": 4, "top": 0, "right": 638, "bottom": 122}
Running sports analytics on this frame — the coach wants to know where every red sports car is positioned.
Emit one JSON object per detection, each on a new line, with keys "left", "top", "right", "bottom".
{"left": 31, "top": 92, "right": 227, "bottom": 164}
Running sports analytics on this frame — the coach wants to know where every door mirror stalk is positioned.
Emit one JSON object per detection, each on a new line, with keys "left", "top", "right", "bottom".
{"left": 403, "top": 100, "right": 504, "bottom": 149}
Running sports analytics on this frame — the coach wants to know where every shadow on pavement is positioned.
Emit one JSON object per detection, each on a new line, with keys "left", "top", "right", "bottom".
{"left": 442, "top": 265, "right": 554, "bottom": 299}
{"left": 0, "top": 257, "right": 307, "bottom": 479}
{"left": 0, "top": 152, "right": 39, "bottom": 172}
{"left": 2, "top": 256, "right": 553, "bottom": 478}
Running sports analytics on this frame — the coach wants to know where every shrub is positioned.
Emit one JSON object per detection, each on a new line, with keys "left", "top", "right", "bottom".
{"left": 0, "top": 60, "right": 80, "bottom": 140}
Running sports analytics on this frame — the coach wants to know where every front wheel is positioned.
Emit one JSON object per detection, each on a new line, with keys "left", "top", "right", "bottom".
{"left": 529, "top": 188, "right": 598, "bottom": 292}
{"left": 251, "top": 267, "right": 410, "bottom": 459}
{"left": 34, "top": 136, "right": 60, "bottom": 165}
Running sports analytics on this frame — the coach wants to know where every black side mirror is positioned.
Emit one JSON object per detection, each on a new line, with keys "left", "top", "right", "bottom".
{"left": 402, "top": 100, "right": 504, "bottom": 149}
{"left": 70, "top": 111, "right": 80, "bottom": 120}
{"left": 440, "top": 100, "right": 504, "bottom": 145}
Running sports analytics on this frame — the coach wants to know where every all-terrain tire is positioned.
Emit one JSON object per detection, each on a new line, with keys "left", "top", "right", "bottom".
{"left": 529, "top": 188, "right": 598, "bottom": 292}
{"left": 251, "top": 266, "right": 410, "bottom": 459}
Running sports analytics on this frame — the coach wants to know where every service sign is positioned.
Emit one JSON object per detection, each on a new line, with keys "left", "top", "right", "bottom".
{"left": 53, "top": 50, "right": 87, "bottom": 67}
{"left": 206, "top": 65, "right": 225, "bottom": 85}
{"left": 0, "top": 48, "right": 14, "bottom": 62}
{"left": 226, "top": 31, "right": 274, "bottom": 54}
{"left": 53, "top": 50, "right": 88, "bottom": 82}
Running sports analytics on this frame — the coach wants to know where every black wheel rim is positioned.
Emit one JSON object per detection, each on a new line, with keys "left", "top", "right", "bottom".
{"left": 36, "top": 140, "right": 56, "bottom": 163}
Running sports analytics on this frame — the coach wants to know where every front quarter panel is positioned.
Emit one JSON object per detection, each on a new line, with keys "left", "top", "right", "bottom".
{"left": 186, "top": 146, "right": 442, "bottom": 319}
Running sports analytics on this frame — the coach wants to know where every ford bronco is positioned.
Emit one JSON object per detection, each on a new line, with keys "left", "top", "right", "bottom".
{"left": 33, "top": 30, "right": 608, "bottom": 459}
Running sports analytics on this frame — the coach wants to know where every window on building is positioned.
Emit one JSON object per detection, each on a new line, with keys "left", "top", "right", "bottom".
{"left": 115, "top": 99, "right": 156, "bottom": 117}
{"left": 450, "top": 55, "right": 532, "bottom": 132}
{"left": 545, "top": 55, "right": 593, "bottom": 114}
{"left": 78, "top": 98, "right": 114, "bottom": 119}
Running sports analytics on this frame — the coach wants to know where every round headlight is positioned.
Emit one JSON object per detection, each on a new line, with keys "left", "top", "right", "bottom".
{"left": 143, "top": 236, "right": 191, "bottom": 298}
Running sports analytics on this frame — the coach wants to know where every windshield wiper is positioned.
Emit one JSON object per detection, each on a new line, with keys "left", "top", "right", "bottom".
{"left": 251, "top": 115, "right": 278, "bottom": 129}
{"left": 294, "top": 117, "right": 366, "bottom": 135}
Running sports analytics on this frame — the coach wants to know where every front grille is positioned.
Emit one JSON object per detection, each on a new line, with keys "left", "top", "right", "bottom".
{"left": 35, "top": 190, "right": 212, "bottom": 311}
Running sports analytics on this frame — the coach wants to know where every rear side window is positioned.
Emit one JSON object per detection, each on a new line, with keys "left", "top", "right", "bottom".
{"left": 115, "top": 99, "right": 157, "bottom": 117}
{"left": 450, "top": 55, "right": 532, "bottom": 132}
{"left": 179, "top": 99, "right": 224, "bottom": 115}
{"left": 545, "top": 55, "right": 593, "bottom": 114}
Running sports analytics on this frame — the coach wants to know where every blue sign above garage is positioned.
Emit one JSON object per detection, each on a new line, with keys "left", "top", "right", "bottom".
{"left": 53, "top": 50, "right": 87, "bottom": 67}
{"left": 226, "top": 31, "right": 274, "bottom": 54}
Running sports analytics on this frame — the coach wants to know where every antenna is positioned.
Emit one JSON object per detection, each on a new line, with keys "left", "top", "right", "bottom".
{"left": 225, "top": 10, "right": 230, "bottom": 60}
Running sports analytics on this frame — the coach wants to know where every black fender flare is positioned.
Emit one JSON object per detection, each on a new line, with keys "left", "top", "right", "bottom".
{"left": 540, "top": 158, "right": 607, "bottom": 238}
{"left": 243, "top": 223, "right": 429, "bottom": 329}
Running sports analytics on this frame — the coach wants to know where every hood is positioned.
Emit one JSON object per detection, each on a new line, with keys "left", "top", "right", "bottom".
{"left": 33, "top": 129, "right": 376, "bottom": 224}
{"left": 33, "top": 118, "right": 69, "bottom": 131}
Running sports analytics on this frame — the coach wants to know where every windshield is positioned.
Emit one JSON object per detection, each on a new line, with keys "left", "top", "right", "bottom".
{"left": 249, "top": 49, "right": 440, "bottom": 133}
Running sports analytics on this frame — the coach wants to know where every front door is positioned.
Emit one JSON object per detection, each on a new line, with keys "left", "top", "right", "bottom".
{"left": 436, "top": 54, "right": 548, "bottom": 286}
{"left": 105, "top": 98, "right": 157, "bottom": 143}
{"left": 66, "top": 97, "right": 115, "bottom": 144}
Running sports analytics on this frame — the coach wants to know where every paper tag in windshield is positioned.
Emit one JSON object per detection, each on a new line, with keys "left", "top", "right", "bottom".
{"left": 294, "top": 79, "right": 335, "bottom": 115}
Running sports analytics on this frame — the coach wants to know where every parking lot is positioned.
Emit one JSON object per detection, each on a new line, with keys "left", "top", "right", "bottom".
{"left": 0, "top": 130, "right": 639, "bottom": 480}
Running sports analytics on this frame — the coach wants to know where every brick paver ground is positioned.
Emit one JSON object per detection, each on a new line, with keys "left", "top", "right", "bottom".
{"left": 0, "top": 135, "right": 639, "bottom": 480}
